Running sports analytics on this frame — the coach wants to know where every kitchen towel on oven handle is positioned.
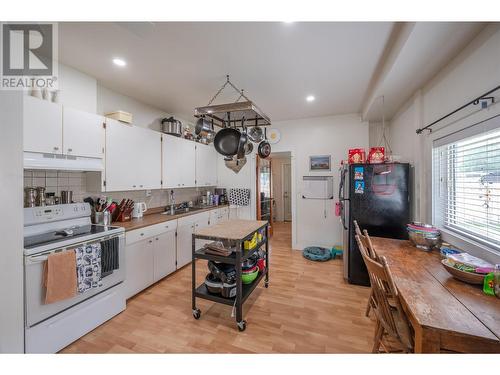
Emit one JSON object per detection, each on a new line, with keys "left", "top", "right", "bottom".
{"left": 101, "top": 236, "right": 120, "bottom": 276}
{"left": 76, "top": 243, "right": 103, "bottom": 294}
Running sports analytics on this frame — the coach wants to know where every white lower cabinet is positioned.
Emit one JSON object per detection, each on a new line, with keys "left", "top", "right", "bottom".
{"left": 124, "top": 221, "right": 177, "bottom": 299}
{"left": 176, "top": 211, "right": 210, "bottom": 269}
{"left": 124, "top": 237, "right": 154, "bottom": 299}
{"left": 124, "top": 210, "right": 220, "bottom": 299}
{"left": 153, "top": 229, "right": 177, "bottom": 282}
{"left": 176, "top": 222, "right": 194, "bottom": 269}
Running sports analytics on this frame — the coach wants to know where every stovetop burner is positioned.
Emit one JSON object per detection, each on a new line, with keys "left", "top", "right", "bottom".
{"left": 24, "top": 224, "right": 117, "bottom": 249}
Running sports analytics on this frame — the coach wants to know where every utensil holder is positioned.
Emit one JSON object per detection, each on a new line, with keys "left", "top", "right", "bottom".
{"left": 94, "top": 211, "right": 111, "bottom": 226}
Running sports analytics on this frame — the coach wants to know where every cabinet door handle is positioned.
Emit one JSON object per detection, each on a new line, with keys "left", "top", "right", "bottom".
{"left": 156, "top": 238, "right": 159, "bottom": 241}
{"left": 140, "top": 233, "right": 144, "bottom": 236}
{"left": 148, "top": 240, "right": 153, "bottom": 243}
{"left": 133, "top": 185, "right": 136, "bottom": 188}
{"left": 140, "top": 185, "right": 143, "bottom": 188}
{"left": 53, "top": 146, "right": 59, "bottom": 151}
{"left": 67, "top": 148, "right": 72, "bottom": 152}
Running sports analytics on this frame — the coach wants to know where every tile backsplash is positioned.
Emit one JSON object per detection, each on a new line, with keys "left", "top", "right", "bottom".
{"left": 24, "top": 170, "right": 214, "bottom": 209}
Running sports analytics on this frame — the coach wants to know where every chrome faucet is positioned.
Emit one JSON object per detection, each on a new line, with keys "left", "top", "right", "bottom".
{"left": 169, "top": 190, "right": 175, "bottom": 215}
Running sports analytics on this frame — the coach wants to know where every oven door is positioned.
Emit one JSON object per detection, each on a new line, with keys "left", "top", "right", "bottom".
{"left": 24, "top": 233, "right": 125, "bottom": 328}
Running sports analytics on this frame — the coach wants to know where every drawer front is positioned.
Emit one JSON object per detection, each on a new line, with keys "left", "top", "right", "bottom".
{"left": 126, "top": 219, "right": 178, "bottom": 245}
{"left": 178, "top": 211, "right": 210, "bottom": 227}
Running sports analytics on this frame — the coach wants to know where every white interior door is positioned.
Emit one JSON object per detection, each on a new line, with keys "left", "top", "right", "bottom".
{"left": 283, "top": 163, "right": 292, "bottom": 221}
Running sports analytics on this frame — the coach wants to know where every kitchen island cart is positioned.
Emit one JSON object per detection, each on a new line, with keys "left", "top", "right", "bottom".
{"left": 191, "top": 219, "right": 269, "bottom": 331}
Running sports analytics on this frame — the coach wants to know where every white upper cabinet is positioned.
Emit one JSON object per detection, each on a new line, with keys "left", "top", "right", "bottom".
{"left": 23, "top": 95, "right": 63, "bottom": 154}
{"left": 195, "top": 143, "right": 218, "bottom": 187}
{"left": 105, "top": 119, "right": 162, "bottom": 191}
{"left": 63, "top": 107, "right": 105, "bottom": 158}
{"left": 162, "top": 135, "right": 196, "bottom": 188}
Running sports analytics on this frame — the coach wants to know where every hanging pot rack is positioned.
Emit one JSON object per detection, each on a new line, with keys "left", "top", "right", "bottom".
{"left": 416, "top": 84, "right": 500, "bottom": 134}
{"left": 194, "top": 75, "right": 271, "bottom": 128}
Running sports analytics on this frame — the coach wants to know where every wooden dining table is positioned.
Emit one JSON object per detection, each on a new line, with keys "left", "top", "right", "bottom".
{"left": 371, "top": 237, "right": 500, "bottom": 353}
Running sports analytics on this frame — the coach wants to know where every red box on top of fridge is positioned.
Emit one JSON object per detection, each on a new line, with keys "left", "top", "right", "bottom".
{"left": 348, "top": 148, "right": 366, "bottom": 164}
{"left": 368, "top": 147, "right": 385, "bottom": 164}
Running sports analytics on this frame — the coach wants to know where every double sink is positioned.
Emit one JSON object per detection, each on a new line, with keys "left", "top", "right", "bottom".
{"left": 161, "top": 205, "right": 212, "bottom": 216}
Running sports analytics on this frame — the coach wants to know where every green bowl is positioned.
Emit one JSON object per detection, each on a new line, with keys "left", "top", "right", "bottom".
{"left": 241, "top": 268, "right": 259, "bottom": 284}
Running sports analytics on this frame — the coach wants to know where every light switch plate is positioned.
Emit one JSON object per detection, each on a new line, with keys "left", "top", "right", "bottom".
{"left": 145, "top": 190, "right": 152, "bottom": 197}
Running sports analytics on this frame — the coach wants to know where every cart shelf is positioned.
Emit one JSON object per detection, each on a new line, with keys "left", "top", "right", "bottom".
{"left": 194, "top": 239, "right": 267, "bottom": 264}
{"left": 195, "top": 269, "right": 267, "bottom": 306}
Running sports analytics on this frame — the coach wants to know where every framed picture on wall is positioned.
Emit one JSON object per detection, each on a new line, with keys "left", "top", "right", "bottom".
{"left": 309, "top": 155, "right": 331, "bottom": 171}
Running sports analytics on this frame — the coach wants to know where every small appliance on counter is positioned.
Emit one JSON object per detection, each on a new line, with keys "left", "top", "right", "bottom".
{"left": 132, "top": 202, "right": 147, "bottom": 218}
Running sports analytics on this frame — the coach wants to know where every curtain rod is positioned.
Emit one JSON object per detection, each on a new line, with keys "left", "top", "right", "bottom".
{"left": 416, "top": 84, "right": 500, "bottom": 135}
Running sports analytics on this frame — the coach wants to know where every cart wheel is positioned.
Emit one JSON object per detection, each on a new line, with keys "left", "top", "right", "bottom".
{"left": 192, "top": 308, "right": 201, "bottom": 320}
{"left": 237, "top": 320, "right": 247, "bottom": 332}
{"left": 265, "top": 281, "right": 269, "bottom": 288}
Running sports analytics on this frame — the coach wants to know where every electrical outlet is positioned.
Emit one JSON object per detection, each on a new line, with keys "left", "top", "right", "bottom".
{"left": 145, "top": 190, "right": 152, "bottom": 197}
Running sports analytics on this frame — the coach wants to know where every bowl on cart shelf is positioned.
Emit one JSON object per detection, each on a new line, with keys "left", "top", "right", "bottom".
{"left": 242, "top": 267, "right": 259, "bottom": 284}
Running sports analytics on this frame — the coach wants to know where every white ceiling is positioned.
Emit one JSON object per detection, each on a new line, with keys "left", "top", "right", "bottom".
{"left": 58, "top": 22, "right": 486, "bottom": 123}
{"left": 58, "top": 22, "right": 394, "bottom": 121}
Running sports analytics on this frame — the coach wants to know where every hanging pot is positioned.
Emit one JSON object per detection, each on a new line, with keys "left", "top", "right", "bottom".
{"left": 236, "top": 118, "right": 248, "bottom": 159}
{"left": 248, "top": 125, "right": 264, "bottom": 143}
{"left": 244, "top": 141, "right": 254, "bottom": 155}
{"left": 258, "top": 128, "right": 271, "bottom": 159}
{"left": 214, "top": 127, "right": 241, "bottom": 156}
{"left": 195, "top": 117, "right": 215, "bottom": 138}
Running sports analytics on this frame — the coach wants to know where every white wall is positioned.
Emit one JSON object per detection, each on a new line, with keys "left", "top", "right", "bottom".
{"left": 388, "top": 24, "right": 500, "bottom": 263}
{"left": 58, "top": 64, "right": 97, "bottom": 113}
{"left": 272, "top": 114, "right": 369, "bottom": 250}
{"left": 0, "top": 92, "right": 25, "bottom": 352}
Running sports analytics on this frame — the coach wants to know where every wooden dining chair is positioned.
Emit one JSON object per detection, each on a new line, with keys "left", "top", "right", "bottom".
{"left": 355, "top": 235, "right": 414, "bottom": 353}
{"left": 353, "top": 220, "right": 377, "bottom": 316}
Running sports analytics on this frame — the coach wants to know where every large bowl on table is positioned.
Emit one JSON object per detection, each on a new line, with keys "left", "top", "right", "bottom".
{"left": 441, "top": 259, "right": 485, "bottom": 285}
{"left": 407, "top": 223, "right": 442, "bottom": 251}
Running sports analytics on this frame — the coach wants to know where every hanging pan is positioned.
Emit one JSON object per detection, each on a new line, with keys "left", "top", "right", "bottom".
{"left": 236, "top": 117, "right": 248, "bottom": 159}
{"left": 214, "top": 113, "right": 241, "bottom": 156}
{"left": 258, "top": 127, "right": 271, "bottom": 159}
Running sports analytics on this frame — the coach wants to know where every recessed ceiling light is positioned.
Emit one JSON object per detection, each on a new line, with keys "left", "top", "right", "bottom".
{"left": 306, "top": 95, "right": 315, "bottom": 102}
{"left": 113, "top": 58, "right": 126, "bottom": 67}
{"left": 283, "top": 21, "right": 295, "bottom": 24}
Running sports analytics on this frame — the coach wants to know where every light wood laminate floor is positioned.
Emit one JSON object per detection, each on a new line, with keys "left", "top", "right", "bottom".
{"left": 61, "top": 222, "right": 375, "bottom": 353}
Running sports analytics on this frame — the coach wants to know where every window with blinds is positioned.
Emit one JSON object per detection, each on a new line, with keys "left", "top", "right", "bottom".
{"left": 433, "top": 116, "right": 500, "bottom": 252}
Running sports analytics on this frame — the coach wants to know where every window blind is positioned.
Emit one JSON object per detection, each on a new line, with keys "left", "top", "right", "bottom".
{"left": 433, "top": 115, "right": 500, "bottom": 252}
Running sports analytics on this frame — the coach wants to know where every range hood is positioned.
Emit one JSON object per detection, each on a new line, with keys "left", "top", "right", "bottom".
{"left": 24, "top": 152, "right": 104, "bottom": 172}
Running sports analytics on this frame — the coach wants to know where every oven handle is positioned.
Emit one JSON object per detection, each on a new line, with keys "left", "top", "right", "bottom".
{"left": 25, "top": 233, "right": 124, "bottom": 265}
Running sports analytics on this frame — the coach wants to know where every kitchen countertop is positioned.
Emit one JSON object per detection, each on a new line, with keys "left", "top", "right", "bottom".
{"left": 112, "top": 204, "right": 229, "bottom": 232}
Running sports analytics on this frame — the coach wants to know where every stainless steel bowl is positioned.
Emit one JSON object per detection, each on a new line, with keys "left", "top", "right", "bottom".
{"left": 408, "top": 230, "right": 442, "bottom": 251}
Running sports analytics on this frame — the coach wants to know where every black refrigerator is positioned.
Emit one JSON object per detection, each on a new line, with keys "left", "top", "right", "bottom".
{"left": 339, "top": 163, "right": 410, "bottom": 286}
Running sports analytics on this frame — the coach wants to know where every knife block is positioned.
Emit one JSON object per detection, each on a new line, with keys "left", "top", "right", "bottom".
{"left": 116, "top": 211, "right": 132, "bottom": 222}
